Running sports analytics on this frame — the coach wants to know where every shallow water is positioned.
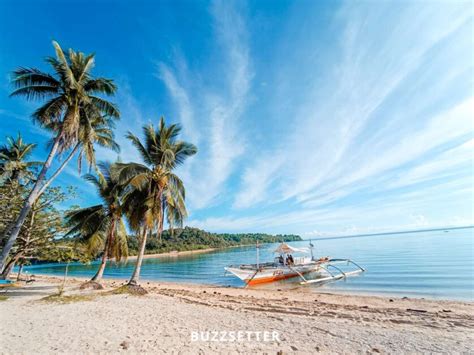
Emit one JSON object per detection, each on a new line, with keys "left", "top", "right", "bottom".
{"left": 22, "top": 227, "right": 473, "bottom": 300}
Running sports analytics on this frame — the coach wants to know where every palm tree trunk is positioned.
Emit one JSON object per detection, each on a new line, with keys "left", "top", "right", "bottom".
{"left": 91, "top": 251, "right": 107, "bottom": 282}
{"left": 161, "top": 199, "right": 166, "bottom": 242}
{"left": 37, "top": 143, "right": 80, "bottom": 197}
{"left": 16, "top": 264, "right": 24, "bottom": 281}
{"left": 0, "top": 258, "right": 16, "bottom": 279}
{"left": 0, "top": 136, "right": 61, "bottom": 272}
{"left": 91, "top": 220, "right": 115, "bottom": 282}
{"left": 128, "top": 228, "right": 148, "bottom": 286}
{"left": 58, "top": 262, "right": 69, "bottom": 296}
{"left": 157, "top": 189, "right": 164, "bottom": 242}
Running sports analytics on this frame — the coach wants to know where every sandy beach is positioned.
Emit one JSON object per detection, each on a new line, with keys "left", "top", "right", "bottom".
{"left": 124, "top": 247, "right": 218, "bottom": 261}
{"left": 0, "top": 275, "right": 472, "bottom": 354}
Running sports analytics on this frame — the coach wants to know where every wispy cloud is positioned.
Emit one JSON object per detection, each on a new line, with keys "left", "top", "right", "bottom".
{"left": 94, "top": 79, "right": 146, "bottom": 164}
{"left": 187, "top": 1, "right": 473, "bottom": 234}
{"left": 158, "top": 0, "right": 252, "bottom": 209}
{"left": 234, "top": 1, "right": 473, "bottom": 209}
{"left": 5, "top": 0, "right": 471, "bottom": 236}
{"left": 156, "top": 64, "right": 198, "bottom": 144}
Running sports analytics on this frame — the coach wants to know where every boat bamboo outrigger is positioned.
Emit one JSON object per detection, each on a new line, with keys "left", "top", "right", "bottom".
{"left": 225, "top": 241, "right": 365, "bottom": 286}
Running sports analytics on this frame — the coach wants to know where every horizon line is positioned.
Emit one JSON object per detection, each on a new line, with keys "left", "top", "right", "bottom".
{"left": 304, "top": 225, "right": 474, "bottom": 241}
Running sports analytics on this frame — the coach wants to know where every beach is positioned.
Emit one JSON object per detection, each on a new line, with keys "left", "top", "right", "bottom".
{"left": 124, "top": 247, "right": 218, "bottom": 261}
{"left": 0, "top": 275, "right": 472, "bottom": 354}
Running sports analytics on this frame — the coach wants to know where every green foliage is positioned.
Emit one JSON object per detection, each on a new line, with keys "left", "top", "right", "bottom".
{"left": 112, "top": 118, "right": 197, "bottom": 283}
{"left": 0, "top": 134, "right": 90, "bottom": 269}
{"left": 65, "top": 162, "right": 128, "bottom": 262}
{"left": 127, "top": 226, "right": 302, "bottom": 255}
{"left": 0, "top": 182, "right": 26, "bottom": 249}
{"left": 0, "top": 184, "right": 90, "bottom": 270}
{"left": 10, "top": 41, "right": 120, "bottom": 172}
{"left": 114, "top": 118, "right": 197, "bottom": 234}
{"left": 1, "top": 41, "right": 121, "bottom": 274}
{"left": 0, "top": 133, "right": 41, "bottom": 184}
{"left": 2, "top": 44, "right": 306, "bottom": 275}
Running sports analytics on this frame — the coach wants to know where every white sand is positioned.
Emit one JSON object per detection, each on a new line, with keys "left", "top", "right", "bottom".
{"left": 0, "top": 276, "right": 472, "bottom": 354}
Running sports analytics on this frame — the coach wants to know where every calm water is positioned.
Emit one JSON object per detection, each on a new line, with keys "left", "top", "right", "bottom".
{"left": 23, "top": 228, "right": 473, "bottom": 300}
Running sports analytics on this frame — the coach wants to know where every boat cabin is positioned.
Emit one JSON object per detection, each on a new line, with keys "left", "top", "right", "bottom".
{"left": 273, "top": 243, "right": 312, "bottom": 266}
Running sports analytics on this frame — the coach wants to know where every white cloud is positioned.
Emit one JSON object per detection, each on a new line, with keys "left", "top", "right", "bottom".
{"left": 189, "top": 173, "right": 473, "bottom": 235}
{"left": 156, "top": 63, "right": 198, "bottom": 144}
{"left": 158, "top": 0, "right": 253, "bottom": 210}
{"left": 232, "top": 1, "right": 473, "bottom": 212}
{"left": 93, "top": 80, "right": 147, "bottom": 165}
{"left": 233, "top": 155, "right": 284, "bottom": 208}
{"left": 164, "top": 1, "right": 474, "bottom": 235}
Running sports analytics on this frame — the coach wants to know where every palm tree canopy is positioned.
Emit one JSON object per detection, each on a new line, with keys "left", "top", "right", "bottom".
{"left": 114, "top": 118, "right": 197, "bottom": 234}
{"left": 127, "top": 117, "right": 197, "bottom": 170}
{"left": 0, "top": 133, "right": 41, "bottom": 183}
{"left": 65, "top": 162, "right": 127, "bottom": 260}
{"left": 76, "top": 108, "right": 120, "bottom": 172}
{"left": 10, "top": 41, "right": 120, "bottom": 155}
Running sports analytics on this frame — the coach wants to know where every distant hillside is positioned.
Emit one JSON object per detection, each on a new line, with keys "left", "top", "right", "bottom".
{"left": 127, "top": 226, "right": 302, "bottom": 255}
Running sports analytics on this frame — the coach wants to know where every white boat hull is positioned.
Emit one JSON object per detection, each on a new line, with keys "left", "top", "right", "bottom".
{"left": 225, "top": 262, "right": 321, "bottom": 285}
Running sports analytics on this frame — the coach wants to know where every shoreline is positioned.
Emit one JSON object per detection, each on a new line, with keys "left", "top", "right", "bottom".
{"left": 1, "top": 275, "right": 472, "bottom": 353}
{"left": 124, "top": 247, "right": 218, "bottom": 260}
{"left": 14, "top": 274, "right": 474, "bottom": 306}
{"left": 25, "top": 271, "right": 473, "bottom": 303}
{"left": 39, "top": 274, "right": 474, "bottom": 304}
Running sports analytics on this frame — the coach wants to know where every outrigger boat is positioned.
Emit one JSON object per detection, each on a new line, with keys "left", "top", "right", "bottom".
{"left": 225, "top": 242, "right": 365, "bottom": 286}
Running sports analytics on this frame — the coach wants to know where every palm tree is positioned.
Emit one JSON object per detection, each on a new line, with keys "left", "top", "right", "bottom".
{"left": 65, "top": 162, "right": 127, "bottom": 287}
{"left": 0, "top": 41, "right": 120, "bottom": 272}
{"left": 114, "top": 118, "right": 196, "bottom": 287}
{"left": 0, "top": 133, "right": 40, "bottom": 184}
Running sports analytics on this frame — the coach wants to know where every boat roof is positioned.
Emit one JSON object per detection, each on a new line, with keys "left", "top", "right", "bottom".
{"left": 274, "top": 243, "right": 309, "bottom": 254}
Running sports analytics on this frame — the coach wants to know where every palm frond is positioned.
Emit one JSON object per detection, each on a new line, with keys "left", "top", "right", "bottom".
{"left": 89, "top": 96, "right": 119, "bottom": 118}
{"left": 84, "top": 78, "right": 117, "bottom": 95}
{"left": 10, "top": 85, "right": 60, "bottom": 100}
{"left": 10, "top": 67, "right": 60, "bottom": 88}
{"left": 32, "top": 96, "right": 67, "bottom": 126}
{"left": 112, "top": 162, "right": 150, "bottom": 185}
{"left": 126, "top": 131, "right": 153, "bottom": 165}
{"left": 173, "top": 141, "right": 198, "bottom": 166}
{"left": 52, "top": 41, "right": 76, "bottom": 88}
{"left": 111, "top": 219, "right": 128, "bottom": 261}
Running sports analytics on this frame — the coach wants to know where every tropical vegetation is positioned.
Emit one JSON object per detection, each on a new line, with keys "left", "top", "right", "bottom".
{"left": 64, "top": 162, "right": 128, "bottom": 287}
{"left": 112, "top": 119, "right": 197, "bottom": 287}
{"left": 127, "top": 227, "right": 302, "bottom": 255}
{"left": 0, "top": 134, "right": 88, "bottom": 279}
{"left": 0, "top": 41, "right": 120, "bottom": 272}
{"left": 0, "top": 40, "right": 302, "bottom": 292}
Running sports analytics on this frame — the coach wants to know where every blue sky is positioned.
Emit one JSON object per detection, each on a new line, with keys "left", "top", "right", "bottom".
{"left": 0, "top": 0, "right": 473, "bottom": 237}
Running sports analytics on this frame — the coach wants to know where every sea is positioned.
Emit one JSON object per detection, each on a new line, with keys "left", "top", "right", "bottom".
{"left": 21, "top": 227, "right": 473, "bottom": 301}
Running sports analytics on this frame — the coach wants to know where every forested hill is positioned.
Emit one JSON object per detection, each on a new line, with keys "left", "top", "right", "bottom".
{"left": 127, "top": 226, "right": 302, "bottom": 255}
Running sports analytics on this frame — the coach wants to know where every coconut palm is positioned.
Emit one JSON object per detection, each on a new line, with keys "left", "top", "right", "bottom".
{"left": 0, "top": 133, "right": 40, "bottom": 184}
{"left": 113, "top": 118, "right": 197, "bottom": 287}
{"left": 1, "top": 41, "right": 120, "bottom": 272}
{"left": 65, "top": 162, "right": 127, "bottom": 287}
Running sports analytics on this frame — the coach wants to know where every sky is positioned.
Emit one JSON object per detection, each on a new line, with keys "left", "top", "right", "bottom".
{"left": 0, "top": 0, "right": 473, "bottom": 237}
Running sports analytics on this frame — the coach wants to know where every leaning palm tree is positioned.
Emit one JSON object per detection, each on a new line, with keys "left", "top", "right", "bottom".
{"left": 0, "top": 133, "right": 40, "bottom": 184}
{"left": 114, "top": 118, "right": 196, "bottom": 289}
{"left": 1, "top": 41, "right": 120, "bottom": 272}
{"left": 65, "top": 162, "right": 127, "bottom": 288}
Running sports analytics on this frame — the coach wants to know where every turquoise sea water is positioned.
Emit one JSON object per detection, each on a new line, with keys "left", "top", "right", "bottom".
{"left": 22, "top": 228, "right": 473, "bottom": 300}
